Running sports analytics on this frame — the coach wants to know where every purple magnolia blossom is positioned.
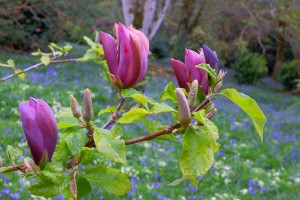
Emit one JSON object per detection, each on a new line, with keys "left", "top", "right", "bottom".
{"left": 170, "top": 45, "right": 220, "bottom": 94}
{"left": 19, "top": 97, "right": 58, "bottom": 166}
{"left": 100, "top": 22, "right": 149, "bottom": 88}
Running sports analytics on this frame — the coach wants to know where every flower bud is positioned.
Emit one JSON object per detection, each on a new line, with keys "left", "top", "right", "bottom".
{"left": 188, "top": 80, "right": 198, "bottom": 110}
{"left": 83, "top": 89, "right": 94, "bottom": 123}
{"left": 19, "top": 97, "right": 58, "bottom": 166}
{"left": 70, "top": 95, "right": 82, "bottom": 119}
{"left": 176, "top": 88, "right": 191, "bottom": 128}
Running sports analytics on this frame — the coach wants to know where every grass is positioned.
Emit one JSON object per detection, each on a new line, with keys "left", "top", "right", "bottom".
{"left": 0, "top": 45, "right": 300, "bottom": 200}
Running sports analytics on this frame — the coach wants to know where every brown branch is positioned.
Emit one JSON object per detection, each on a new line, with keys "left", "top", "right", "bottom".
{"left": 125, "top": 123, "right": 181, "bottom": 145}
{"left": 0, "top": 58, "right": 78, "bottom": 82}
{"left": 192, "top": 96, "right": 210, "bottom": 113}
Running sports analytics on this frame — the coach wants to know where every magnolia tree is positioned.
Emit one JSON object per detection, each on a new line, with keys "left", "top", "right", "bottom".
{"left": 0, "top": 23, "right": 266, "bottom": 199}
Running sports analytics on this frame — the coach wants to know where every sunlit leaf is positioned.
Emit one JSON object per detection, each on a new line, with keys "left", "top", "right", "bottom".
{"left": 117, "top": 108, "right": 150, "bottom": 124}
{"left": 220, "top": 88, "right": 266, "bottom": 141}
{"left": 160, "top": 82, "right": 177, "bottom": 102}
{"left": 41, "top": 55, "right": 51, "bottom": 66}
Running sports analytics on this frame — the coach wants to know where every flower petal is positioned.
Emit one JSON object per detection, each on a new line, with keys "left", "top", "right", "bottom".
{"left": 185, "top": 49, "right": 205, "bottom": 73}
{"left": 202, "top": 44, "right": 220, "bottom": 73}
{"left": 19, "top": 102, "right": 44, "bottom": 164}
{"left": 128, "top": 25, "right": 149, "bottom": 54}
{"left": 100, "top": 32, "right": 118, "bottom": 75}
{"left": 35, "top": 99, "right": 58, "bottom": 161}
{"left": 170, "top": 58, "right": 189, "bottom": 91}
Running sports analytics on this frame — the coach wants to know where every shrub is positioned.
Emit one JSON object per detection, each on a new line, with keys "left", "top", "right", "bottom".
{"left": 280, "top": 60, "right": 299, "bottom": 90}
{"left": 234, "top": 49, "right": 268, "bottom": 84}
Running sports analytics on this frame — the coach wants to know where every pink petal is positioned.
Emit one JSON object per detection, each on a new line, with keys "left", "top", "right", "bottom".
{"left": 117, "top": 23, "right": 135, "bottom": 87}
{"left": 170, "top": 58, "right": 189, "bottom": 91}
{"left": 100, "top": 32, "right": 118, "bottom": 75}
{"left": 185, "top": 49, "right": 205, "bottom": 73}
{"left": 128, "top": 25, "right": 149, "bottom": 54}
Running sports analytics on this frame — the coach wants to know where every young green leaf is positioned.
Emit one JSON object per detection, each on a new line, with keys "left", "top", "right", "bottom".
{"left": 84, "top": 165, "right": 131, "bottom": 196}
{"left": 117, "top": 108, "right": 150, "bottom": 124}
{"left": 220, "top": 88, "right": 266, "bottom": 141}
{"left": 196, "top": 64, "right": 218, "bottom": 88}
{"left": 41, "top": 55, "right": 51, "bottom": 66}
{"left": 160, "top": 82, "right": 177, "bottom": 103}
{"left": 150, "top": 103, "right": 177, "bottom": 114}
{"left": 76, "top": 176, "right": 92, "bottom": 199}
{"left": 94, "top": 128, "right": 126, "bottom": 164}
{"left": 98, "top": 106, "right": 124, "bottom": 116}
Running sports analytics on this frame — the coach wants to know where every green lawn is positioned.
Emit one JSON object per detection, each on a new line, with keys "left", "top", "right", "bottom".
{"left": 0, "top": 46, "right": 299, "bottom": 200}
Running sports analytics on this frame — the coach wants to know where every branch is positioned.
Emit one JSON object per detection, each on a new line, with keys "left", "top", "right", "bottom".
{"left": 0, "top": 58, "right": 78, "bottom": 83}
{"left": 125, "top": 123, "right": 181, "bottom": 145}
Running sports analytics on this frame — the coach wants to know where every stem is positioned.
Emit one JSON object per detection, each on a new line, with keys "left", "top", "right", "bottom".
{"left": 102, "top": 92, "right": 124, "bottom": 129}
{"left": 125, "top": 123, "right": 181, "bottom": 145}
{"left": 192, "top": 96, "right": 210, "bottom": 113}
{"left": 0, "top": 58, "right": 78, "bottom": 82}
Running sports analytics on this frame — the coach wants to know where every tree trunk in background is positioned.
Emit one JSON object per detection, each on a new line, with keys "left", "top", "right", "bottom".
{"left": 272, "top": 35, "right": 285, "bottom": 81}
{"left": 121, "top": 0, "right": 170, "bottom": 41}
{"left": 171, "top": 0, "right": 204, "bottom": 59}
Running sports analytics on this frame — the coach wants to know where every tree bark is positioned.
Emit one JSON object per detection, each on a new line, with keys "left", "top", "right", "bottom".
{"left": 272, "top": 35, "right": 285, "bottom": 81}
{"left": 121, "top": 0, "right": 135, "bottom": 26}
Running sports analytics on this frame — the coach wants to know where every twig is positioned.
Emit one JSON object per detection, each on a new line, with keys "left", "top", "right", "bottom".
{"left": 125, "top": 123, "right": 181, "bottom": 145}
{"left": 192, "top": 96, "right": 210, "bottom": 113}
{"left": 0, "top": 58, "right": 78, "bottom": 82}
{"left": 102, "top": 92, "right": 125, "bottom": 129}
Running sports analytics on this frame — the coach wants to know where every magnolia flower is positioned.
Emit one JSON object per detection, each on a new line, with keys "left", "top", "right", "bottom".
{"left": 171, "top": 45, "right": 220, "bottom": 94}
{"left": 19, "top": 97, "right": 58, "bottom": 166}
{"left": 100, "top": 23, "right": 149, "bottom": 88}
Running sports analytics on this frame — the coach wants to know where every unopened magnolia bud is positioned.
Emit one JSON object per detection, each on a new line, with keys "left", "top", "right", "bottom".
{"left": 83, "top": 89, "right": 94, "bottom": 123}
{"left": 115, "top": 136, "right": 121, "bottom": 140}
{"left": 109, "top": 73, "right": 123, "bottom": 91}
{"left": 188, "top": 80, "right": 198, "bottom": 110}
{"left": 176, "top": 88, "right": 191, "bottom": 128}
{"left": 70, "top": 95, "right": 82, "bottom": 119}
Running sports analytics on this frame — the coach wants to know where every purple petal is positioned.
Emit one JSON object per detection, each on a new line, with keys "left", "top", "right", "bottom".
{"left": 185, "top": 49, "right": 205, "bottom": 73}
{"left": 100, "top": 32, "right": 118, "bottom": 75}
{"left": 35, "top": 99, "right": 58, "bottom": 161}
{"left": 170, "top": 58, "right": 190, "bottom": 91}
{"left": 202, "top": 44, "right": 220, "bottom": 73}
{"left": 19, "top": 102, "right": 44, "bottom": 164}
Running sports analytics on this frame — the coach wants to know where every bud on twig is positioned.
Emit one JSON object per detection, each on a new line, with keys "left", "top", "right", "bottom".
{"left": 70, "top": 95, "right": 82, "bottom": 119}
{"left": 83, "top": 89, "right": 94, "bottom": 123}
{"left": 176, "top": 88, "right": 191, "bottom": 128}
{"left": 188, "top": 80, "right": 198, "bottom": 110}
{"left": 206, "top": 108, "right": 217, "bottom": 119}
{"left": 95, "top": 32, "right": 100, "bottom": 44}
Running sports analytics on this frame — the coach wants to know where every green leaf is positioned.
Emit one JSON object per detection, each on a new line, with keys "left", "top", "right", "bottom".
{"left": 131, "top": 93, "right": 149, "bottom": 110}
{"left": 117, "top": 108, "right": 150, "bottom": 124}
{"left": 57, "top": 122, "right": 82, "bottom": 130}
{"left": 98, "top": 106, "right": 124, "bottom": 116}
{"left": 84, "top": 166, "right": 131, "bottom": 196}
{"left": 7, "top": 59, "right": 15, "bottom": 68}
{"left": 28, "top": 175, "right": 68, "bottom": 198}
{"left": 160, "top": 82, "right": 177, "bottom": 102}
{"left": 150, "top": 103, "right": 177, "bottom": 114}
{"left": 13, "top": 68, "right": 25, "bottom": 80}
{"left": 121, "top": 88, "right": 139, "bottom": 97}
{"left": 6, "top": 145, "right": 22, "bottom": 164}
{"left": 52, "top": 139, "right": 72, "bottom": 164}
{"left": 179, "top": 128, "right": 214, "bottom": 186}
{"left": 77, "top": 176, "right": 92, "bottom": 199}
{"left": 94, "top": 128, "right": 126, "bottom": 164}
{"left": 196, "top": 64, "right": 218, "bottom": 88}
{"left": 78, "top": 48, "right": 99, "bottom": 62}
{"left": 83, "top": 36, "right": 96, "bottom": 48}
{"left": 193, "top": 109, "right": 219, "bottom": 141}
{"left": 41, "top": 55, "right": 51, "bottom": 66}
{"left": 220, "top": 88, "right": 266, "bottom": 141}
{"left": 80, "top": 147, "right": 96, "bottom": 165}
{"left": 65, "top": 129, "right": 85, "bottom": 156}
